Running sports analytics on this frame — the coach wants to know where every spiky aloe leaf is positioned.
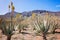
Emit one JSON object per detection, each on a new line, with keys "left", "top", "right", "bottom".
{"left": 44, "top": 24, "right": 50, "bottom": 33}
{"left": 33, "top": 20, "right": 41, "bottom": 32}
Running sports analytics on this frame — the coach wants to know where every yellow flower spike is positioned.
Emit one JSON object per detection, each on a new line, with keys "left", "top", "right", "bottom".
{"left": 11, "top": 5, "right": 15, "bottom": 11}
{"left": 32, "top": 13, "right": 36, "bottom": 19}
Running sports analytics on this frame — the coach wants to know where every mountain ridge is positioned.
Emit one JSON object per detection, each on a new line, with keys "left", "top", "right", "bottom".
{"left": 0, "top": 10, "right": 60, "bottom": 19}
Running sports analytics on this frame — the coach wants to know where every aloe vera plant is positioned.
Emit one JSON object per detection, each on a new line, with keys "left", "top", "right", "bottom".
{"left": 1, "top": 21, "right": 14, "bottom": 40}
{"left": 31, "top": 17, "right": 50, "bottom": 40}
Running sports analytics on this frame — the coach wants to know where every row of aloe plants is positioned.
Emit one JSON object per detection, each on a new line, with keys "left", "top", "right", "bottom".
{"left": 0, "top": 14, "right": 59, "bottom": 40}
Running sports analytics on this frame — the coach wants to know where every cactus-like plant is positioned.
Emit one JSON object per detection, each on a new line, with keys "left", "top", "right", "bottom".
{"left": 30, "top": 15, "right": 51, "bottom": 40}
{"left": 32, "top": 19, "right": 50, "bottom": 40}
{"left": 1, "top": 20, "right": 14, "bottom": 40}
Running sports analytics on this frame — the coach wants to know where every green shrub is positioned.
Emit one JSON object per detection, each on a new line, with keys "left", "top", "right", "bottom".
{"left": 18, "top": 24, "right": 28, "bottom": 33}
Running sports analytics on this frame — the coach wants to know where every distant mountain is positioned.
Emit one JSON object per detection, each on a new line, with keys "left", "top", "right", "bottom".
{"left": 5, "top": 11, "right": 20, "bottom": 18}
{"left": 32, "top": 10, "right": 48, "bottom": 13}
{"left": 21, "top": 10, "right": 48, "bottom": 16}
{"left": 22, "top": 10, "right": 60, "bottom": 16}
{"left": 0, "top": 10, "right": 60, "bottom": 19}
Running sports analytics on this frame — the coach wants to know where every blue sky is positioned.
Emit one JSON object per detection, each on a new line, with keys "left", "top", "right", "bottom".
{"left": 0, "top": 0, "right": 60, "bottom": 15}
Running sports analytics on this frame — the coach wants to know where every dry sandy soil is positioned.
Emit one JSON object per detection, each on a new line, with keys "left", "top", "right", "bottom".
{"left": 0, "top": 29, "right": 60, "bottom": 40}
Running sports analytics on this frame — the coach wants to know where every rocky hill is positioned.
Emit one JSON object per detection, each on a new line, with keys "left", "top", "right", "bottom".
{"left": 0, "top": 10, "right": 60, "bottom": 19}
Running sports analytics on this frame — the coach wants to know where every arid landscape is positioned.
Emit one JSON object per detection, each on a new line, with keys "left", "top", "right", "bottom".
{"left": 0, "top": 10, "right": 60, "bottom": 40}
{"left": 0, "top": 0, "right": 60, "bottom": 40}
